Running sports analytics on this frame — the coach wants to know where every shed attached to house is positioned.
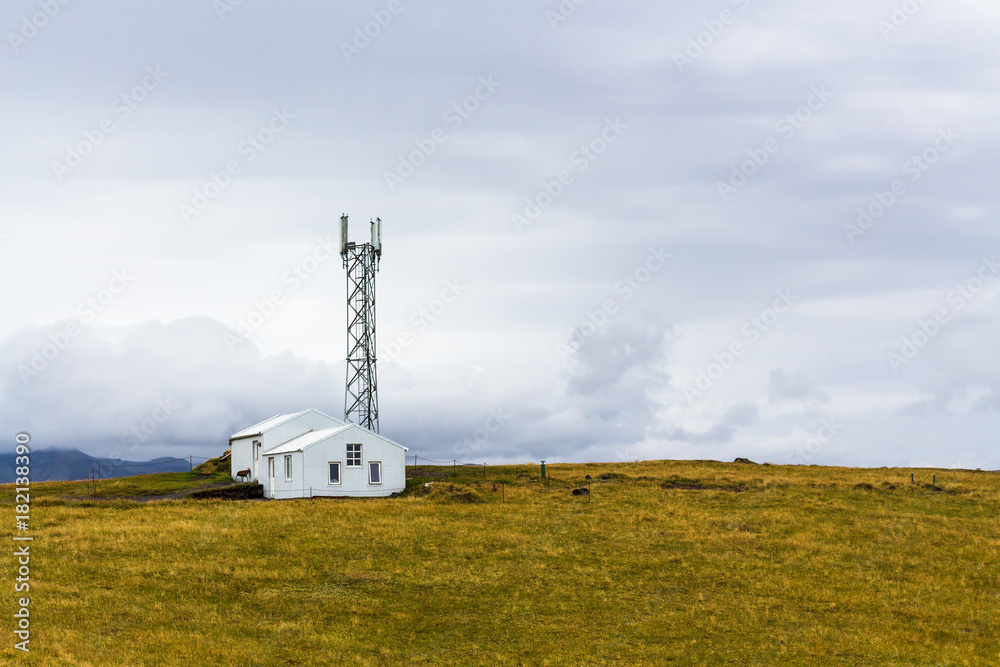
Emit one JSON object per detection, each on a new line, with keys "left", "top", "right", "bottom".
{"left": 228, "top": 409, "right": 344, "bottom": 484}
{"left": 259, "top": 423, "right": 407, "bottom": 499}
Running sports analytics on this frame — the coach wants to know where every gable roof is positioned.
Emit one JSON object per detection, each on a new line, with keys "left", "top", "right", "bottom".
{"left": 261, "top": 423, "right": 408, "bottom": 456}
{"left": 261, "top": 425, "right": 352, "bottom": 455}
{"left": 229, "top": 408, "right": 343, "bottom": 441}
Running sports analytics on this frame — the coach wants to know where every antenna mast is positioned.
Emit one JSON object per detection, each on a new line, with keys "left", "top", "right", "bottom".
{"left": 340, "top": 215, "right": 382, "bottom": 432}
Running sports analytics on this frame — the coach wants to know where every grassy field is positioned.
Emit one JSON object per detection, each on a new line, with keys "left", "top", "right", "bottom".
{"left": 2, "top": 460, "right": 999, "bottom": 665}
{"left": 14, "top": 456, "right": 234, "bottom": 502}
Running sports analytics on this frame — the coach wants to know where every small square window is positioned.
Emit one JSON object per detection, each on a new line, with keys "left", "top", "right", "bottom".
{"left": 369, "top": 461, "right": 382, "bottom": 485}
{"left": 347, "top": 444, "right": 362, "bottom": 467}
{"left": 328, "top": 462, "right": 341, "bottom": 485}
{"left": 284, "top": 455, "right": 292, "bottom": 481}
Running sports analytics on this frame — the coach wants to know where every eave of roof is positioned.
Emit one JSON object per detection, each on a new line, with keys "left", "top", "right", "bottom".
{"left": 259, "top": 423, "right": 409, "bottom": 455}
{"left": 229, "top": 408, "right": 346, "bottom": 441}
{"left": 261, "top": 425, "right": 352, "bottom": 455}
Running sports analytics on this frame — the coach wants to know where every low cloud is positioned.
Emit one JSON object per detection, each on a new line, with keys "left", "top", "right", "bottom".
{"left": 0, "top": 317, "right": 339, "bottom": 458}
{"left": 666, "top": 403, "right": 760, "bottom": 444}
{"left": 0, "top": 317, "right": 681, "bottom": 464}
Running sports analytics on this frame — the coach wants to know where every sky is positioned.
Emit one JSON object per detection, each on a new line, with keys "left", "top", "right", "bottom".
{"left": 1, "top": 0, "right": 998, "bottom": 469}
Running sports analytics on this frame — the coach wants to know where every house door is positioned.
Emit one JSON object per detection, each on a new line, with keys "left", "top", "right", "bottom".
{"left": 268, "top": 458, "right": 275, "bottom": 499}
{"left": 253, "top": 441, "right": 259, "bottom": 480}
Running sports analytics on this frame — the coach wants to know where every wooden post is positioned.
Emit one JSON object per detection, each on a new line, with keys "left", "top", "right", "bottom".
{"left": 189, "top": 455, "right": 193, "bottom": 472}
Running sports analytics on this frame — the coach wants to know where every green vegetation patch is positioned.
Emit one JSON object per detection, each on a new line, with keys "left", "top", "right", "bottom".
{"left": 191, "top": 454, "right": 231, "bottom": 478}
{"left": 660, "top": 475, "right": 753, "bottom": 492}
{"left": 186, "top": 483, "right": 262, "bottom": 500}
{"left": 425, "top": 482, "right": 485, "bottom": 504}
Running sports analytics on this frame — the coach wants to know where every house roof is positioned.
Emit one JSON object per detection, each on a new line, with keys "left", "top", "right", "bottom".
{"left": 229, "top": 408, "right": 343, "bottom": 440}
{"left": 261, "top": 423, "right": 409, "bottom": 456}
{"left": 262, "top": 425, "right": 352, "bottom": 455}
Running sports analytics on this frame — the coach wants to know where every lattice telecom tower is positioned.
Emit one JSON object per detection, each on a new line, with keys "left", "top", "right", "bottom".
{"left": 340, "top": 214, "right": 382, "bottom": 433}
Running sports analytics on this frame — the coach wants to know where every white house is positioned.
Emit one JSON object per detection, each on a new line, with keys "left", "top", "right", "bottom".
{"left": 228, "top": 409, "right": 408, "bottom": 499}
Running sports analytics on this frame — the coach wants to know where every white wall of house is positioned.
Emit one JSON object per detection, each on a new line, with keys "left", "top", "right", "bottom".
{"left": 229, "top": 437, "right": 259, "bottom": 481}
{"left": 263, "top": 451, "right": 304, "bottom": 500}
{"left": 261, "top": 426, "right": 406, "bottom": 499}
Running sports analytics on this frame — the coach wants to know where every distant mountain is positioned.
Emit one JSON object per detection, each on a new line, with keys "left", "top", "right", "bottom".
{"left": 0, "top": 449, "right": 193, "bottom": 483}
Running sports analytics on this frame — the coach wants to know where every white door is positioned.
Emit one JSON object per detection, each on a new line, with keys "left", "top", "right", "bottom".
{"left": 268, "top": 458, "right": 275, "bottom": 499}
{"left": 253, "top": 441, "right": 259, "bottom": 480}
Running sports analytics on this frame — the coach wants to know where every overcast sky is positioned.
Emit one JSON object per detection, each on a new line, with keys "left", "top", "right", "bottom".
{"left": 2, "top": 0, "right": 998, "bottom": 468}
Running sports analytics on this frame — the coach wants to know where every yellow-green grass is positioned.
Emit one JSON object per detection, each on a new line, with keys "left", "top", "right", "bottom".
{"left": 2, "top": 461, "right": 999, "bottom": 665}
{"left": 15, "top": 458, "right": 233, "bottom": 501}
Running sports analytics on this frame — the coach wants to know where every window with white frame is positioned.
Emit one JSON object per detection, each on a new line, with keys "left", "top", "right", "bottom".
{"left": 346, "top": 444, "right": 362, "bottom": 467}
{"left": 368, "top": 461, "right": 382, "bottom": 485}
{"left": 284, "top": 455, "right": 292, "bottom": 481}
{"left": 328, "top": 462, "right": 341, "bottom": 485}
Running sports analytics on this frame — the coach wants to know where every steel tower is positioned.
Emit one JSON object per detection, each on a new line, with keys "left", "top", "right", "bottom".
{"left": 340, "top": 215, "right": 382, "bottom": 432}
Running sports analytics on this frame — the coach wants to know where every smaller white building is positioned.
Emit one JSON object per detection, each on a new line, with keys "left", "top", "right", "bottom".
{"left": 228, "top": 409, "right": 407, "bottom": 499}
